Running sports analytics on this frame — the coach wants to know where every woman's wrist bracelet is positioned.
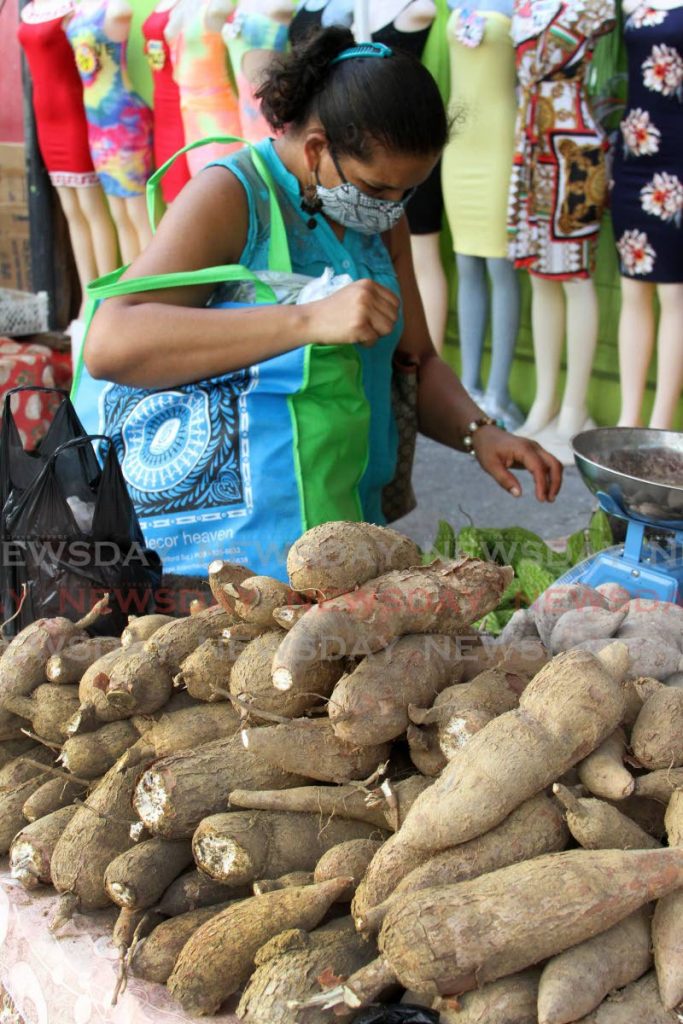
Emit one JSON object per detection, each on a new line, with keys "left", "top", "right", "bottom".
{"left": 462, "top": 416, "right": 497, "bottom": 456}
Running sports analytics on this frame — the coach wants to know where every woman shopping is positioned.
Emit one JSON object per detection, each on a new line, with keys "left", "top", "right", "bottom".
{"left": 83, "top": 27, "right": 562, "bottom": 577}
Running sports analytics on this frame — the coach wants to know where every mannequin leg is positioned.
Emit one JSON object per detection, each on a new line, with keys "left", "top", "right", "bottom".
{"left": 76, "top": 186, "right": 119, "bottom": 278}
{"left": 521, "top": 275, "right": 564, "bottom": 435}
{"left": 649, "top": 283, "right": 683, "bottom": 430}
{"left": 410, "top": 233, "right": 449, "bottom": 353}
{"left": 483, "top": 257, "right": 523, "bottom": 429}
{"left": 55, "top": 186, "right": 99, "bottom": 318}
{"left": 455, "top": 253, "right": 488, "bottom": 399}
{"left": 617, "top": 278, "right": 656, "bottom": 427}
{"left": 107, "top": 196, "right": 139, "bottom": 266}
{"left": 556, "top": 277, "right": 599, "bottom": 439}
{"left": 124, "top": 196, "right": 154, "bottom": 257}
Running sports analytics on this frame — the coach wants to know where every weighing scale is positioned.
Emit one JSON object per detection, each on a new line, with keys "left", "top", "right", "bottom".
{"left": 558, "top": 428, "right": 683, "bottom": 605}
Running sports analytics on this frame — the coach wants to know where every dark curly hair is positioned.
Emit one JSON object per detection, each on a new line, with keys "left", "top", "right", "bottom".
{"left": 256, "top": 26, "right": 449, "bottom": 161}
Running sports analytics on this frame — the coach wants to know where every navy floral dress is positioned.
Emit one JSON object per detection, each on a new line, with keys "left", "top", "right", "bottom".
{"left": 611, "top": 4, "right": 683, "bottom": 282}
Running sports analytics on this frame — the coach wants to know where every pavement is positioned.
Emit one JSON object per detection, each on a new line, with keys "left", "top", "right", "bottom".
{"left": 393, "top": 435, "right": 597, "bottom": 551}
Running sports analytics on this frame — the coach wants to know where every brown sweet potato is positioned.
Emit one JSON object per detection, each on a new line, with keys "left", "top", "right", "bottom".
{"left": 634, "top": 768, "right": 683, "bottom": 804}
{"left": 45, "top": 636, "right": 121, "bottom": 684}
{"left": 3, "top": 684, "right": 80, "bottom": 743}
{"left": 121, "top": 614, "right": 174, "bottom": 647}
{"left": 231, "top": 630, "right": 342, "bottom": 721}
{"left": 553, "top": 784, "right": 660, "bottom": 850}
{"left": 158, "top": 868, "right": 248, "bottom": 916}
{"left": 574, "top": 971, "right": 679, "bottom": 1023}
{"left": 105, "top": 648, "right": 173, "bottom": 716}
{"left": 408, "top": 666, "right": 529, "bottom": 728}
{"left": 328, "top": 635, "right": 463, "bottom": 746}
{"left": 9, "top": 805, "right": 79, "bottom": 889}
{"left": 460, "top": 636, "right": 548, "bottom": 682}
{"left": 314, "top": 839, "right": 384, "bottom": 893}
{"left": 354, "top": 793, "right": 568, "bottom": 933}
{"left": 116, "top": 702, "right": 241, "bottom": 772}
{"left": 530, "top": 585, "right": 608, "bottom": 648}
{"left": 631, "top": 688, "right": 683, "bottom": 769}
{"left": 71, "top": 645, "right": 141, "bottom": 732}
{"left": 253, "top": 872, "right": 314, "bottom": 895}
{"left": 237, "top": 918, "right": 376, "bottom": 1024}
{"left": 176, "top": 637, "right": 246, "bottom": 703}
{"left": 144, "top": 605, "right": 237, "bottom": 675}
{"left": 0, "top": 747, "right": 55, "bottom": 854}
{"left": 130, "top": 901, "right": 235, "bottom": 983}
{"left": 225, "top": 576, "right": 301, "bottom": 627}
{"left": 577, "top": 728, "right": 634, "bottom": 800}
{"left": 192, "top": 810, "right": 385, "bottom": 886}
{"left": 286, "top": 521, "right": 421, "bottom": 600}
{"left": 59, "top": 720, "right": 142, "bottom": 778}
{"left": 208, "top": 559, "right": 255, "bottom": 613}
{"left": 537, "top": 906, "right": 653, "bottom": 1024}
{"left": 167, "top": 878, "right": 352, "bottom": 1015}
{"left": 575, "top": 637, "right": 683, "bottom": 680}
{"left": 395, "top": 646, "right": 627, "bottom": 851}
{"left": 652, "top": 789, "right": 683, "bottom": 1010}
{"left": 222, "top": 622, "right": 272, "bottom": 643}
{"left": 104, "top": 837, "right": 194, "bottom": 910}
{"left": 377, "top": 848, "right": 683, "bottom": 997}
{"left": 621, "top": 676, "right": 664, "bottom": 728}
{"left": 272, "top": 559, "right": 513, "bottom": 694}
{"left": 435, "top": 970, "right": 540, "bottom": 1024}
{"left": 550, "top": 606, "right": 627, "bottom": 655}
{"left": 406, "top": 722, "right": 447, "bottom": 776}
{"left": 272, "top": 605, "right": 311, "bottom": 631}
{"left": 241, "top": 718, "right": 391, "bottom": 785}
{"left": 0, "top": 612, "right": 95, "bottom": 704}
{"left": 22, "top": 776, "right": 88, "bottom": 822}
{"left": 112, "top": 906, "right": 165, "bottom": 954}
{"left": 133, "top": 733, "right": 308, "bottom": 839}
{"left": 617, "top": 599, "right": 683, "bottom": 651}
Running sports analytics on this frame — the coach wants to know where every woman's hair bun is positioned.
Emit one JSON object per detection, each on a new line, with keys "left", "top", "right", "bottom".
{"left": 257, "top": 26, "right": 354, "bottom": 132}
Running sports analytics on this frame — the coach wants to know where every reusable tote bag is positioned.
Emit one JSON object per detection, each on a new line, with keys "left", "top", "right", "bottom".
{"left": 71, "top": 138, "right": 371, "bottom": 579}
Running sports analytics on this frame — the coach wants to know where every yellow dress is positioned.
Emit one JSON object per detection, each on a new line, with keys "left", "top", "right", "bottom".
{"left": 441, "top": 8, "right": 517, "bottom": 259}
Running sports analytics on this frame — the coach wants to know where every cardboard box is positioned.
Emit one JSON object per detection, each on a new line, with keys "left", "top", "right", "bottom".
{"left": 0, "top": 143, "right": 31, "bottom": 290}
{"left": 0, "top": 144, "right": 28, "bottom": 208}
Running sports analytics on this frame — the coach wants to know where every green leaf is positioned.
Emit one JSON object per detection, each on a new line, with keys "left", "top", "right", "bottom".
{"left": 432, "top": 520, "right": 456, "bottom": 560}
{"left": 588, "top": 509, "right": 613, "bottom": 553}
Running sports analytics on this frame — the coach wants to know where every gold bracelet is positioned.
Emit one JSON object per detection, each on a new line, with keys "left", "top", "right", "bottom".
{"left": 462, "top": 416, "right": 496, "bottom": 456}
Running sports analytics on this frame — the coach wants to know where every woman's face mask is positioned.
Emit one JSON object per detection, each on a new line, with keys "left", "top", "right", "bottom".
{"left": 316, "top": 149, "right": 416, "bottom": 235}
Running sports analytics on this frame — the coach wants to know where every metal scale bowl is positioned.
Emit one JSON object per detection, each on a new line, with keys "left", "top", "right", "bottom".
{"left": 560, "top": 427, "right": 683, "bottom": 604}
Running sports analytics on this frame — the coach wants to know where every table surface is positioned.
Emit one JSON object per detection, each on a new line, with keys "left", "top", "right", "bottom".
{"left": 0, "top": 862, "right": 240, "bottom": 1024}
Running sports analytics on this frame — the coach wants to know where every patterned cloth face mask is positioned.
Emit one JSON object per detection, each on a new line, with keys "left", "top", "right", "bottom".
{"left": 316, "top": 149, "right": 416, "bottom": 235}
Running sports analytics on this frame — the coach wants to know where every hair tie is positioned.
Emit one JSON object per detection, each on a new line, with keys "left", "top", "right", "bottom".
{"left": 330, "top": 42, "right": 393, "bottom": 65}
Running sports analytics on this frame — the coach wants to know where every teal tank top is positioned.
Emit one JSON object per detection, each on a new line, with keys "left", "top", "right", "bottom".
{"left": 208, "top": 138, "right": 403, "bottom": 525}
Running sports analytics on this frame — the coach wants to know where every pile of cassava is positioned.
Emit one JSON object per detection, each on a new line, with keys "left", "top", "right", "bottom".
{"left": 1, "top": 519, "right": 683, "bottom": 1023}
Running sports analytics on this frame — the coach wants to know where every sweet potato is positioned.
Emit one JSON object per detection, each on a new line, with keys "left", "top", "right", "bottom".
{"left": 22, "top": 776, "right": 88, "bottom": 821}
{"left": 133, "top": 733, "right": 308, "bottom": 839}
{"left": 208, "top": 559, "right": 255, "bottom": 612}
{"left": 229, "top": 776, "right": 431, "bottom": 832}
{"left": 50, "top": 763, "right": 142, "bottom": 912}
{"left": 622, "top": 676, "right": 664, "bottom": 728}
{"left": 395, "top": 646, "right": 627, "bottom": 851}
{"left": 237, "top": 918, "right": 376, "bottom": 1024}
{"left": 121, "top": 614, "right": 174, "bottom": 647}
{"left": 461, "top": 636, "right": 548, "bottom": 682}
{"left": 617, "top": 599, "right": 683, "bottom": 652}
{"left": 652, "top": 789, "right": 683, "bottom": 1009}
{"left": 286, "top": 521, "right": 421, "bottom": 600}
{"left": 634, "top": 768, "right": 683, "bottom": 804}
{"left": 241, "top": 718, "right": 391, "bottom": 785}
{"left": 377, "top": 847, "right": 683, "bottom": 997}
{"left": 222, "top": 622, "right": 271, "bottom": 643}
{"left": 272, "top": 559, "right": 513, "bottom": 694}
{"left": 130, "top": 901, "right": 235, "bottom": 984}
{"left": 406, "top": 722, "right": 447, "bottom": 776}
{"left": 409, "top": 666, "right": 529, "bottom": 728}
{"left": 577, "top": 728, "right": 634, "bottom": 800}
{"left": 231, "top": 631, "right": 342, "bottom": 721}
{"left": 144, "top": 605, "right": 237, "bottom": 674}
{"left": 531, "top": 585, "right": 608, "bottom": 648}
{"left": 596, "top": 583, "right": 631, "bottom": 609}
{"left": 537, "top": 906, "right": 653, "bottom": 1024}
{"left": 112, "top": 906, "right": 165, "bottom": 954}
{"left": 253, "top": 872, "right": 314, "bottom": 895}
{"left": 59, "top": 720, "right": 142, "bottom": 778}
{"left": 314, "top": 839, "right": 384, "bottom": 893}
{"left": 70, "top": 645, "right": 140, "bottom": 733}
{"left": 0, "top": 609, "right": 98, "bottom": 703}
{"left": 176, "top": 637, "right": 246, "bottom": 702}
{"left": 631, "top": 688, "right": 683, "bottom": 769}
{"left": 328, "top": 636, "right": 463, "bottom": 746}
{"left": 9, "top": 805, "right": 79, "bottom": 889}
{"left": 3, "top": 684, "right": 80, "bottom": 743}
{"left": 553, "top": 784, "right": 660, "bottom": 850}
{"left": 0, "top": 772, "right": 51, "bottom": 853}
{"left": 105, "top": 648, "right": 173, "bottom": 716}
{"left": 331, "top": 956, "right": 400, "bottom": 1010}
{"left": 272, "top": 605, "right": 311, "bottom": 631}
{"left": 435, "top": 970, "right": 541, "bottom": 1024}
{"left": 116, "top": 703, "right": 240, "bottom": 772}
{"left": 574, "top": 971, "right": 679, "bottom": 1023}
{"left": 354, "top": 793, "right": 568, "bottom": 933}
{"left": 225, "top": 576, "right": 301, "bottom": 627}
{"left": 167, "top": 877, "right": 352, "bottom": 1014}
{"left": 104, "top": 837, "right": 194, "bottom": 909}
{"left": 158, "top": 868, "right": 248, "bottom": 916}
{"left": 575, "top": 637, "right": 683, "bottom": 680}
{"left": 192, "top": 810, "right": 385, "bottom": 886}
{"left": 550, "top": 606, "right": 627, "bottom": 655}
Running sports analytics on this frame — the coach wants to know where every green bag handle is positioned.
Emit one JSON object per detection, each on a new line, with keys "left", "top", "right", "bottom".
{"left": 85, "top": 262, "right": 278, "bottom": 305}
{"left": 146, "top": 134, "right": 293, "bottom": 274}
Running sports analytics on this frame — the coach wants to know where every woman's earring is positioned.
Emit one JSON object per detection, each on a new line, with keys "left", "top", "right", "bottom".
{"left": 301, "top": 177, "right": 322, "bottom": 229}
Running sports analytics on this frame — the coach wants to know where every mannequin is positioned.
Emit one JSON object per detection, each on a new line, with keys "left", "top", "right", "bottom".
{"left": 167, "top": 0, "right": 242, "bottom": 175}
{"left": 289, "top": 0, "right": 449, "bottom": 351}
{"left": 222, "top": 0, "right": 295, "bottom": 143}
{"left": 142, "top": 0, "right": 191, "bottom": 204}
{"left": 442, "top": 0, "right": 522, "bottom": 429}
{"left": 65, "top": 0, "right": 154, "bottom": 264}
{"left": 17, "top": 0, "right": 118, "bottom": 316}
{"left": 611, "top": 0, "right": 683, "bottom": 429}
{"left": 507, "top": 0, "right": 616, "bottom": 460}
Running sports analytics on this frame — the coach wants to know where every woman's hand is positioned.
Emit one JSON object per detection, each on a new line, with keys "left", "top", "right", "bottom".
{"left": 472, "top": 426, "right": 563, "bottom": 503}
{"left": 303, "top": 280, "right": 401, "bottom": 347}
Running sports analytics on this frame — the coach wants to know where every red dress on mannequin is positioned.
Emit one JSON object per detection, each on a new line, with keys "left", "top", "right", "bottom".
{"left": 17, "top": 3, "right": 98, "bottom": 188}
{"left": 142, "top": 7, "right": 191, "bottom": 204}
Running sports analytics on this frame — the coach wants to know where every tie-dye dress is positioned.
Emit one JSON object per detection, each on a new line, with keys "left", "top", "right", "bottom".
{"left": 65, "top": 0, "right": 153, "bottom": 198}
{"left": 223, "top": 7, "right": 292, "bottom": 143}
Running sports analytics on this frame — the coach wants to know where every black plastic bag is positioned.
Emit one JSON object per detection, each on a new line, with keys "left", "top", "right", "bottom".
{"left": 353, "top": 1006, "right": 439, "bottom": 1024}
{"left": 0, "top": 432, "right": 162, "bottom": 637}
